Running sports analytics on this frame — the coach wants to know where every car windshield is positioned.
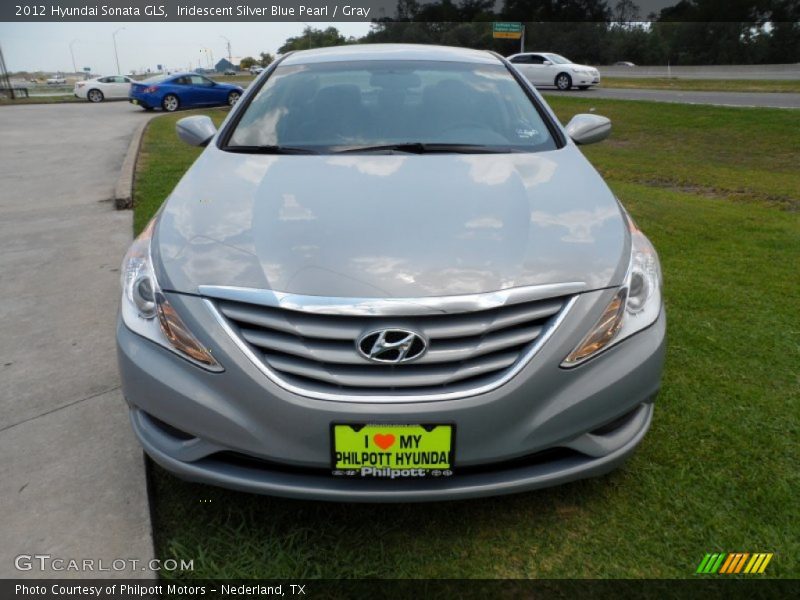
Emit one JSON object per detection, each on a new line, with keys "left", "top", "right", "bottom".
{"left": 226, "top": 60, "right": 558, "bottom": 153}
{"left": 544, "top": 54, "right": 572, "bottom": 65}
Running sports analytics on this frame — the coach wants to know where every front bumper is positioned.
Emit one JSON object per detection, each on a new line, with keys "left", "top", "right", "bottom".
{"left": 575, "top": 74, "right": 601, "bottom": 86}
{"left": 132, "top": 401, "right": 653, "bottom": 501}
{"left": 117, "top": 288, "right": 666, "bottom": 502}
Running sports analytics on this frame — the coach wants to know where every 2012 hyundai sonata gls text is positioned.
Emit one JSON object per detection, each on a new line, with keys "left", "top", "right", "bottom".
{"left": 117, "top": 44, "right": 665, "bottom": 501}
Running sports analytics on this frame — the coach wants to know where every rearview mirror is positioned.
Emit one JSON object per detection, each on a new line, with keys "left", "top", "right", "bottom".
{"left": 565, "top": 114, "right": 611, "bottom": 145}
{"left": 542, "top": 60, "right": 553, "bottom": 65}
{"left": 176, "top": 115, "right": 217, "bottom": 147}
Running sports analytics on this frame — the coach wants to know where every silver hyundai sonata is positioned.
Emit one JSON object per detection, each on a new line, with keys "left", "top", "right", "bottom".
{"left": 117, "top": 44, "right": 665, "bottom": 501}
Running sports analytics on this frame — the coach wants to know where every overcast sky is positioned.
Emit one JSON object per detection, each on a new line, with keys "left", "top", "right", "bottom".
{"left": 0, "top": 22, "right": 374, "bottom": 73}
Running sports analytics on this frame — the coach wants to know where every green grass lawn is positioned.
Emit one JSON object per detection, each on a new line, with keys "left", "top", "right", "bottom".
{"left": 601, "top": 77, "right": 800, "bottom": 94}
{"left": 213, "top": 74, "right": 257, "bottom": 85}
{"left": 134, "top": 98, "right": 799, "bottom": 579}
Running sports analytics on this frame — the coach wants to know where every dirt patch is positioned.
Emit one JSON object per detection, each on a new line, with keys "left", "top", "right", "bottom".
{"left": 638, "top": 178, "right": 800, "bottom": 211}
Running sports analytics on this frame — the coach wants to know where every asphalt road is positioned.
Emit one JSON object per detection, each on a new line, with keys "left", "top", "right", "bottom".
{"left": 544, "top": 86, "right": 800, "bottom": 109}
{"left": 0, "top": 101, "right": 154, "bottom": 577}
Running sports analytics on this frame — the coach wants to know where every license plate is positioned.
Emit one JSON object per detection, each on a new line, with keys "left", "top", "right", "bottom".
{"left": 332, "top": 424, "right": 454, "bottom": 478}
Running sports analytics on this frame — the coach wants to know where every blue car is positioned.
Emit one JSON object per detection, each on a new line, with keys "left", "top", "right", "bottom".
{"left": 129, "top": 72, "right": 243, "bottom": 112}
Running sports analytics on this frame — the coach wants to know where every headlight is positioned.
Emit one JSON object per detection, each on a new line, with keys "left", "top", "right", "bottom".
{"left": 562, "top": 212, "right": 662, "bottom": 367}
{"left": 120, "top": 219, "right": 222, "bottom": 371}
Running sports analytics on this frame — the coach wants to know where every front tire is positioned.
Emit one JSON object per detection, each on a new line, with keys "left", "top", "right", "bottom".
{"left": 162, "top": 94, "right": 179, "bottom": 112}
{"left": 87, "top": 89, "right": 104, "bottom": 103}
{"left": 555, "top": 73, "right": 573, "bottom": 91}
{"left": 227, "top": 91, "right": 241, "bottom": 106}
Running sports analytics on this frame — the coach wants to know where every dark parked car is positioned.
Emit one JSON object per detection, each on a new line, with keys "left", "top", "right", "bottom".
{"left": 129, "top": 72, "right": 243, "bottom": 112}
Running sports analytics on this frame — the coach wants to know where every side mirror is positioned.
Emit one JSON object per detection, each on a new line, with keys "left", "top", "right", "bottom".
{"left": 176, "top": 115, "right": 217, "bottom": 147}
{"left": 565, "top": 114, "right": 611, "bottom": 145}
{"left": 542, "top": 60, "right": 553, "bottom": 65}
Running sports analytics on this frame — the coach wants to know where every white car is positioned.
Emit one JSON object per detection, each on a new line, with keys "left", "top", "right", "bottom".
{"left": 74, "top": 75, "right": 133, "bottom": 102}
{"left": 507, "top": 52, "right": 600, "bottom": 91}
{"left": 249, "top": 66, "right": 264, "bottom": 75}
{"left": 46, "top": 76, "right": 67, "bottom": 85}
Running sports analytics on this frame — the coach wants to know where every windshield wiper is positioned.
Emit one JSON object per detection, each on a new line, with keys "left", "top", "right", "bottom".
{"left": 334, "top": 143, "right": 517, "bottom": 154}
{"left": 224, "top": 145, "right": 319, "bottom": 155}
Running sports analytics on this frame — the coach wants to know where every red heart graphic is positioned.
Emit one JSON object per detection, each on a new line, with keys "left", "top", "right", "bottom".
{"left": 373, "top": 433, "right": 396, "bottom": 450}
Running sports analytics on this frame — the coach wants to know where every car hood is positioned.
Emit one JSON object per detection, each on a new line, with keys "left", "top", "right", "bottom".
{"left": 154, "top": 145, "right": 629, "bottom": 298}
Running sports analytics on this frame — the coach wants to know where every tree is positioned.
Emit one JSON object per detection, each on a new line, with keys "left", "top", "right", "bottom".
{"left": 502, "top": 0, "right": 612, "bottom": 22}
{"left": 278, "top": 27, "right": 352, "bottom": 54}
{"left": 612, "top": 0, "right": 640, "bottom": 21}
{"left": 239, "top": 56, "right": 257, "bottom": 70}
{"left": 259, "top": 52, "right": 275, "bottom": 67}
{"left": 329, "top": 0, "right": 800, "bottom": 66}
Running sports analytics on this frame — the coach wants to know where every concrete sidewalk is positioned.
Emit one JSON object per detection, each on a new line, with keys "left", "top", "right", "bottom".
{"left": 0, "top": 102, "right": 155, "bottom": 578}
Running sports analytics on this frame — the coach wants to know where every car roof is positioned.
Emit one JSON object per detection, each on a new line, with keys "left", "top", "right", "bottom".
{"left": 281, "top": 44, "right": 500, "bottom": 66}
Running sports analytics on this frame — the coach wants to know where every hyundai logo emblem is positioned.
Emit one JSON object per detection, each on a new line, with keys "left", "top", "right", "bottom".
{"left": 357, "top": 329, "right": 428, "bottom": 364}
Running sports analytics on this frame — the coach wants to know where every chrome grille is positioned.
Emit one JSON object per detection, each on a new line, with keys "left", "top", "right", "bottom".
{"left": 207, "top": 289, "right": 575, "bottom": 400}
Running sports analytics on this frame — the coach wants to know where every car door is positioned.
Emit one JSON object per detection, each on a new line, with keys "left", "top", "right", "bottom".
{"left": 109, "top": 76, "right": 131, "bottom": 98}
{"left": 509, "top": 54, "right": 549, "bottom": 86}
{"left": 95, "top": 76, "right": 114, "bottom": 95}
{"left": 527, "top": 54, "right": 556, "bottom": 86}
{"left": 102, "top": 76, "right": 122, "bottom": 98}
{"left": 187, "top": 75, "right": 219, "bottom": 105}
{"left": 170, "top": 76, "right": 205, "bottom": 106}
{"left": 509, "top": 54, "right": 537, "bottom": 83}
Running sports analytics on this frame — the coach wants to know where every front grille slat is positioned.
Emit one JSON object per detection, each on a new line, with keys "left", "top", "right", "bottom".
{"left": 211, "top": 292, "right": 571, "bottom": 397}
{"left": 241, "top": 324, "right": 544, "bottom": 366}
{"left": 241, "top": 327, "right": 365, "bottom": 365}
{"left": 220, "top": 303, "right": 362, "bottom": 340}
{"left": 265, "top": 351, "right": 520, "bottom": 388}
{"left": 421, "top": 299, "right": 562, "bottom": 339}
{"left": 421, "top": 325, "right": 543, "bottom": 364}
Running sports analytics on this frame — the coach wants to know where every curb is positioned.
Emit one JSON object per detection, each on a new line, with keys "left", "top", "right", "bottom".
{"left": 114, "top": 119, "right": 149, "bottom": 210}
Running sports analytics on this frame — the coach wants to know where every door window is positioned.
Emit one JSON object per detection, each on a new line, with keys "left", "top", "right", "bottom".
{"left": 189, "top": 75, "right": 214, "bottom": 86}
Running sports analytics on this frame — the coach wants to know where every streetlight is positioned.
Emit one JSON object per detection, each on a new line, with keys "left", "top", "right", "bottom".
{"left": 200, "top": 47, "right": 214, "bottom": 69}
{"left": 69, "top": 39, "right": 78, "bottom": 75}
{"left": 220, "top": 35, "right": 231, "bottom": 61}
{"left": 112, "top": 27, "right": 126, "bottom": 75}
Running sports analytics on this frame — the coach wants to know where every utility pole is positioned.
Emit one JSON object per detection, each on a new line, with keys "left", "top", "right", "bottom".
{"left": 112, "top": 27, "right": 126, "bottom": 74}
{"left": 69, "top": 39, "right": 78, "bottom": 75}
